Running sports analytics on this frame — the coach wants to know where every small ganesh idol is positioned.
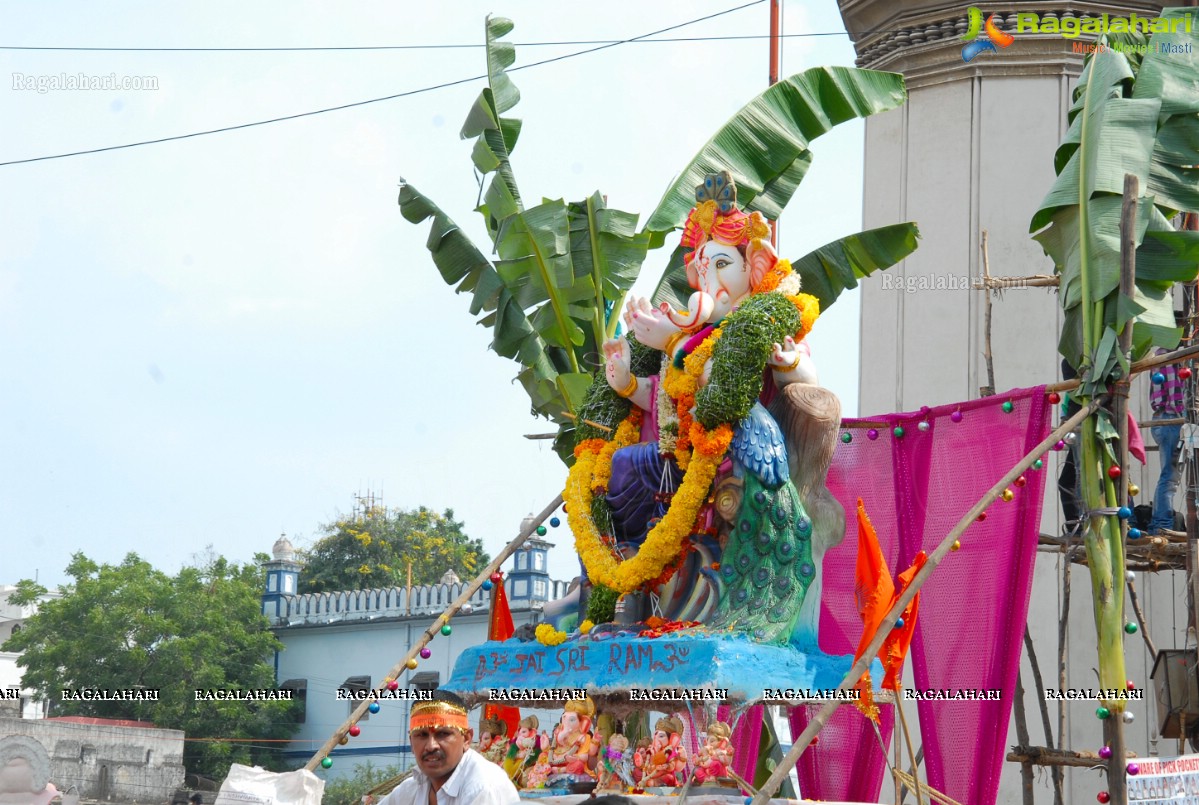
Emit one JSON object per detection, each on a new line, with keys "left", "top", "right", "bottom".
{"left": 691, "top": 721, "right": 734, "bottom": 785}
{"left": 474, "top": 716, "right": 509, "bottom": 766}
{"left": 596, "top": 733, "right": 633, "bottom": 792}
{"left": 547, "top": 696, "right": 597, "bottom": 779}
{"left": 504, "top": 714, "right": 544, "bottom": 787}
{"left": 640, "top": 715, "right": 688, "bottom": 788}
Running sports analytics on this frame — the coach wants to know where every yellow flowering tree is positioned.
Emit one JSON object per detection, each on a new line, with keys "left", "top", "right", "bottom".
{"left": 299, "top": 505, "right": 488, "bottom": 593}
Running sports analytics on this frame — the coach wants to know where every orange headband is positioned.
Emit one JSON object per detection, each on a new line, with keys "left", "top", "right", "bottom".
{"left": 409, "top": 701, "right": 469, "bottom": 733}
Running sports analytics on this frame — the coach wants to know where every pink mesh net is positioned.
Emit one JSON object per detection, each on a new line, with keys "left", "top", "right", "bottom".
{"left": 793, "top": 386, "right": 1050, "bottom": 805}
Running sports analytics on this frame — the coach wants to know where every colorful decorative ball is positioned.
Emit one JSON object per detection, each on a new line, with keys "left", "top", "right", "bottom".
{"left": 1065, "top": 432, "right": 1077, "bottom": 445}
{"left": 387, "top": 679, "right": 399, "bottom": 691}
{"left": 1053, "top": 440, "right": 1066, "bottom": 451}
{"left": 522, "top": 541, "right": 532, "bottom": 550}
{"left": 1126, "top": 571, "right": 1136, "bottom": 583}
{"left": 441, "top": 624, "right": 453, "bottom": 636}
{"left": 535, "top": 525, "right": 547, "bottom": 536}
{"left": 460, "top": 603, "right": 474, "bottom": 615}
{"left": 1128, "top": 483, "right": 1140, "bottom": 496}
{"left": 1033, "top": 459, "right": 1044, "bottom": 470}
{"left": 1048, "top": 392, "right": 1061, "bottom": 404}
{"left": 1127, "top": 762, "right": 1140, "bottom": 776}
{"left": 321, "top": 757, "right": 333, "bottom": 769}
{"left": 1098, "top": 745, "right": 1112, "bottom": 759}
{"left": 1096, "top": 706, "right": 1111, "bottom": 719}
{"left": 1153, "top": 371, "right": 1167, "bottom": 384}
{"left": 867, "top": 429, "right": 879, "bottom": 441}
{"left": 1127, "top": 679, "right": 1136, "bottom": 690}
{"left": 1180, "top": 366, "right": 1193, "bottom": 380}
{"left": 490, "top": 572, "right": 503, "bottom": 583}
{"left": 420, "top": 648, "right": 432, "bottom": 659}
{"left": 368, "top": 702, "right": 380, "bottom": 714}
{"left": 951, "top": 410, "right": 963, "bottom": 423}
{"left": 1125, "top": 622, "right": 1138, "bottom": 634}
{"left": 1118, "top": 506, "right": 1132, "bottom": 519}
{"left": 1123, "top": 710, "right": 1135, "bottom": 724}
{"left": 1108, "top": 465, "right": 1122, "bottom": 479}
{"left": 549, "top": 516, "right": 561, "bottom": 528}
{"left": 1097, "top": 792, "right": 1110, "bottom": 804}
{"left": 339, "top": 736, "right": 349, "bottom": 746}
{"left": 841, "top": 432, "right": 853, "bottom": 443}
{"left": 918, "top": 421, "right": 931, "bottom": 432}
{"left": 894, "top": 618, "right": 905, "bottom": 629}
{"left": 406, "top": 658, "right": 418, "bottom": 669}
{"left": 977, "top": 511, "right": 988, "bottom": 522}
{"left": 1129, "top": 528, "right": 1143, "bottom": 539}
{"left": 481, "top": 579, "right": 493, "bottom": 591}
{"left": 349, "top": 725, "right": 361, "bottom": 737}
{"left": 1002, "top": 489, "right": 1015, "bottom": 502}
{"left": 1015, "top": 475, "right": 1027, "bottom": 487}
{"left": 1002, "top": 401, "right": 1014, "bottom": 413}
{"left": 951, "top": 540, "right": 961, "bottom": 551}
{"left": 893, "top": 426, "right": 905, "bottom": 438}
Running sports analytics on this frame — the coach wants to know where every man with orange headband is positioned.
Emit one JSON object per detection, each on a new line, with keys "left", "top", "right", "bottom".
{"left": 371, "top": 691, "right": 519, "bottom": 805}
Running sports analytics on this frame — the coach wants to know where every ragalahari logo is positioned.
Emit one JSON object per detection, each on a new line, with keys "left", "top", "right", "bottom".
{"left": 961, "top": 7, "right": 1016, "bottom": 62}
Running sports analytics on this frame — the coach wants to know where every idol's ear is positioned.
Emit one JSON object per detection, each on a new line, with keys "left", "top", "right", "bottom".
{"left": 745, "top": 238, "right": 778, "bottom": 289}
{"left": 684, "top": 251, "right": 701, "bottom": 291}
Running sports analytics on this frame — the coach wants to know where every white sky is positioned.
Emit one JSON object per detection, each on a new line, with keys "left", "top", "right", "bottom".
{"left": 0, "top": 1, "right": 867, "bottom": 590}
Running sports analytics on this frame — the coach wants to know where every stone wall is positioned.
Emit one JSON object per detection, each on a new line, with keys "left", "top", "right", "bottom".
{"left": 0, "top": 717, "right": 184, "bottom": 803}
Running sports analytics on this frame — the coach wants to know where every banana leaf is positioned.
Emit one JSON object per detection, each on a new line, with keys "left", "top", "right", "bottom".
{"left": 644, "top": 67, "right": 906, "bottom": 235}
{"left": 461, "top": 16, "right": 524, "bottom": 243}
{"left": 1027, "top": 6, "right": 1199, "bottom": 712}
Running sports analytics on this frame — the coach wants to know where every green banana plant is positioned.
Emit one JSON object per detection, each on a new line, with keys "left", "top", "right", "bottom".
{"left": 400, "top": 19, "right": 921, "bottom": 464}
{"left": 1030, "top": 7, "right": 1199, "bottom": 702}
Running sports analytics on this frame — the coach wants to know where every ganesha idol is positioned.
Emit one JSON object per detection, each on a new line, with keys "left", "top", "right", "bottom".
{"left": 567, "top": 171, "right": 846, "bottom": 646}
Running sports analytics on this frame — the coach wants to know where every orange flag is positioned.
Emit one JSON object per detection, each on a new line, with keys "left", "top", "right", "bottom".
{"left": 483, "top": 572, "right": 521, "bottom": 739}
{"left": 852, "top": 500, "right": 893, "bottom": 722}
{"left": 881, "top": 551, "right": 927, "bottom": 691}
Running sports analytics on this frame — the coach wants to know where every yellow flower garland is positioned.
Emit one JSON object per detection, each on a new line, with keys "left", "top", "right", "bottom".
{"left": 566, "top": 445, "right": 723, "bottom": 594}
{"left": 565, "top": 328, "right": 731, "bottom": 594}
{"left": 535, "top": 623, "right": 568, "bottom": 646}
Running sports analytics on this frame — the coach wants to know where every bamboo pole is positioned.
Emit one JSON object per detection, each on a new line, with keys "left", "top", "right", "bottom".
{"left": 981, "top": 229, "right": 996, "bottom": 397}
{"left": 749, "top": 398, "right": 1105, "bottom": 804}
{"left": 895, "top": 685, "right": 925, "bottom": 805}
{"left": 1024, "top": 627, "right": 1062, "bottom": 803}
{"left": 303, "top": 494, "right": 564, "bottom": 771}
{"left": 1045, "top": 344, "right": 1199, "bottom": 392}
{"left": 1013, "top": 668, "right": 1035, "bottom": 805}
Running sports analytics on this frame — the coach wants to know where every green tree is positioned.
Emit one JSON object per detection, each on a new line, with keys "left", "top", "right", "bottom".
{"left": 2, "top": 552, "right": 297, "bottom": 779}
{"left": 320, "top": 761, "right": 406, "bottom": 805}
{"left": 298, "top": 505, "right": 489, "bottom": 593}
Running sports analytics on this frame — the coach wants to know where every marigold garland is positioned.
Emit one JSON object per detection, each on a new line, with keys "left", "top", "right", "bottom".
{"left": 535, "top": 623, "right": 568, "bottom": 646}
{"left": 566, "top": 438, "right": 724, "bottom": 594}
{"left": 591, "top": 409, "right": 642, "bottom": 494}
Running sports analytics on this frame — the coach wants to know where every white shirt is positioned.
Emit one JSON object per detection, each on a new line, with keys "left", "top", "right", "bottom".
{"left": 379, "top": 749, "right": 520, "bottom": 805}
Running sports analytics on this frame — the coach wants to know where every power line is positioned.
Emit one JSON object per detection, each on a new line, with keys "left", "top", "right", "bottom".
{"left": 0, "top": 1, "right": 765, "bottom": 169}
{"left": 0, "top": 31, "right": 850, "bottom": 53}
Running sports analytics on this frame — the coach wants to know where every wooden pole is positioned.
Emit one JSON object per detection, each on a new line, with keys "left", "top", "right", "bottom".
{"left": 768, "top": 0, "right": 781, "bottom": 251}
{"left": 303, "top": 494, "right": 564, "bottom": 771}
{"left": 1013, "top": 669, "right": 1035, "bottom": 805}
{"left": 894, "top": 685, "right": 925, "bottom": 805}
{"left": 749, "top": 398, "right": 1105, "bottom": 804}
{"left": 981, "top": 229, "right": 996, "bottom": 397}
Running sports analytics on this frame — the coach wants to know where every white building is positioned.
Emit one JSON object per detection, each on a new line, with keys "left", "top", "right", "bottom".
{"left": 839, "top": 2, "right": 1182, "bottom": 803}
{"left": 262, "top": 533, "right": 571, "bottom": 777}
{"left": 0, "top": 584, "right": 59, "bottom": 719}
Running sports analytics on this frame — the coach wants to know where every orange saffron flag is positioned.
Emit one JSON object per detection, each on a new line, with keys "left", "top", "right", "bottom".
{"left": 483, "top": 572, "right": 521, "bottom": 738}
{"left": 881, "top": 551, "right": 927, "bottom": 691}
{"left": 852, "top": 500, "right": 893, "bottom": 722}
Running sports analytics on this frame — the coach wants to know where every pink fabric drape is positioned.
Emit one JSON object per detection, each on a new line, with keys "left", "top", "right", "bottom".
{"left": 798, "top": 387, "right": 1050, "bottom": 805}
